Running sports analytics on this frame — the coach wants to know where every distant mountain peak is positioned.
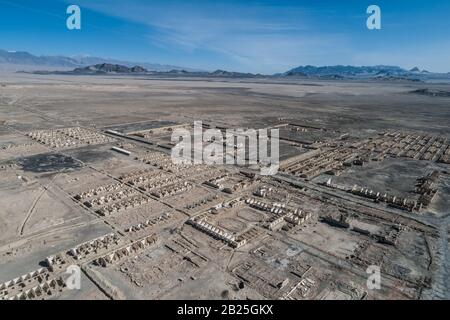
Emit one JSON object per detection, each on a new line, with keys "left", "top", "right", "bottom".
{"left": 285, "top": 65, "right": 407, "bottom": 77}
{"left": 74, "top": 63, "right": 148, "bottom": 74}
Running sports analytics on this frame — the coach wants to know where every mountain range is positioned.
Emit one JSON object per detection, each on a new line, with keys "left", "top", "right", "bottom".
{"left": 31, "top": 63, "right": 450, "bottom": 82}
{"left": 31, "top": 63, "right": 266, "bottom": 78}
{"left": 281, "top": 65, "right": 442, "bottom": 80}
{"left": 0, "top": 49, "right": 195, "bottom": 72}
{"left": 72, "top": 63, "right": 148, "bottom": 74}
{"left": 2, "top": 49, "right": 450, "bottom": 81}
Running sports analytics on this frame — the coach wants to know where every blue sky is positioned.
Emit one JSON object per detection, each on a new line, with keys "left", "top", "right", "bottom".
{"left": 1, "top": 0, "right": 449, "bottom": 73}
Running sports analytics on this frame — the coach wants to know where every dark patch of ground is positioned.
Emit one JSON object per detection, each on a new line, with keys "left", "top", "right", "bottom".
{"left": 66, "top": 146, "right": 114, "bottom": 163}
{"left": 410, "top": 88, "right": 450, "bottom": 97}
{"left": 16, "top": 152, "right": 82, "bottom": 173}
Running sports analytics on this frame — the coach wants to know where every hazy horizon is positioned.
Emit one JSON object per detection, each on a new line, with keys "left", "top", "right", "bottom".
{"left": 4, "top": 48, "right": 449, "bottom": 75}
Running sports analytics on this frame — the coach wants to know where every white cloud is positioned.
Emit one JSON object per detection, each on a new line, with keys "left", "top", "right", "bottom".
{"left": 70, "top": 0, "right": 352, "bottom": 73}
